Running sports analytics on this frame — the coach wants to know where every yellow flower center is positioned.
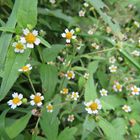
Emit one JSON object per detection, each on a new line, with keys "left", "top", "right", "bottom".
{"left": 89, "top": 102, "right": 98, "bottom": 111}
{"left": 34, "top": 95, "right": 41, "bottom": 104}
{"left": 116, "top": 84, "right": 121, "bottom": 90}
{"left": 63, "top": 88, "right": 68, "bottom": 94}
{"left": 25, "top": 33, "right": 36, "bottom": 43}
{"left": 12, "top": 97, "right": 20, "bottom": 104}
{"left": 73, "top": 93, "right": 77, "bottom": 98}
{"left": 16, "top": 43, "right": 24, "bottom": 50}
{"left": 67, "top": 72, "right": 73, "bottom": 78}
{"left": 111, "top": 67, "right": 116, "bottom": 71}
{"left": 22, "top": 66, "right": 29, "bottom": 71}
{"left": 133, "top": 88, "right": 138, "bottom": 93}
{"left": 66, "top": 32, "right": 72, "bottom": 39}
{"left": 47, "top": 105, "right": 53, "bottom": 111}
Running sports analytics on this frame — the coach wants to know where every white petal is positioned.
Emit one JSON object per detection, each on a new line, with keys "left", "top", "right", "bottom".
{"left": 32, "top": 30, "right": 38, "bottom": 36}
{"left": 37, "top": 102, "right": 42, "bottom": 107}
{"left": 30, "top": 100, "right": 35, "bottom": 106}
{"left": 30, "top": 94, "right": 35, "bottom": 99}
{"left": 11, "top": 104, "right": 17, "bottom": 109}
{"left": 12, "top": 42, "right": 17, "bottom": 47}
{"left": 66, "top": 39, "right": 70, "bottom": 43}
{"left": 7, "top": 100, "right": 13, "bottom": 105}
{"left": 36, "top": 92, "right": 41, "bottom": 96}
{"left": 27, "top": 43, "right": 34, "bottom": 48}
{"left": 61, "top": 33, "right": 66, "bottom": 38}
{"left": 12, "top": 92, "right": 18, "bottom": 98}
{"left": 70, "top": 29, "right": 74, "bottom": 34}
{"left": 17, "top": 101, "right": 22, "bottom": 106}
{"left": 65, "top": 28, "right": 69, "bottom": 33}
{"left": 23, "top": 28, "right": 29, "bottom": 35}
{"left": 20, "top": 37, "right": 26, "bottom": 44}
{"left": 34, "top": 38, "right": 40, "bottom": 45}
{"left": 19, "top": 94, "right": 23, "bottom": 99}
{"left": 18, "top": 69, "right": 23, "bottom": 72}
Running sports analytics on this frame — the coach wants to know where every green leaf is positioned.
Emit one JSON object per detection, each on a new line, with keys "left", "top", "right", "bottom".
{"left": 38, "top": 36, "right": 52, "bottom": 48}
{"left": 119, "top": 48, "right": 140, "bottom": 71}
{"left": 40, "top": 111, "right": 59, "bottom": 140}
{"left": 40, "top": 64, "right": 58, "bottom": 100}
{"left": 0, "top": 47, "right": 31, "bottom": 101}
{"left": 17, "top": 0, "right": 38, "bottom": 27}
{"left": 6, "top": 112, "right": 32, "bottom": 139}
{"left": 42, "top": 44, "right": 65, "bottom": 62}
{"left": 0, "top": 0, "right": 21, "bottom": 69}
{"left": 58, "top": 127, "right": 77, "bottom": 140}
{"left": 84, "top": 61, "right": 98, "bottom": 101}
{"left": 87, "top": 0, "right": 123, "bottom": 40}
{"left": 98, "top": 117, "right": 124, "bottom": 140}
{"left": 101, "top": 95, "right": 125, "bottom": 111}
{"left": 82, "top": 116, "right": 96, "bottom": 140}
{"left": 112, "top": 118, "right": 126, "bottom": 136}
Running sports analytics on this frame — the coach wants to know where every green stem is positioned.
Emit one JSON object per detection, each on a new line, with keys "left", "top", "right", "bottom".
{"left": 27, "top": 73, "right": 36, "bottom": 94}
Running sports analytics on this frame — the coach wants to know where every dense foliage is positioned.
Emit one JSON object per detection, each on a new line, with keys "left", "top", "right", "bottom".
{"left": 0, "top": 0, "right": 140, "bottom": 139}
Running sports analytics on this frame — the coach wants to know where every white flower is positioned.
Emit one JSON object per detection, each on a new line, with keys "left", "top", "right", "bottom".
{"left": 46, "top": 103, "right": 53, "bottom": 112}
{"left": 65, "top": 71, "right": 75, "bottom": 80}
{"left": 49, "top": 0, "right": 56, "bottom": 4}
{"left": 12, "top": 41, "right": 26, "bottom": 53}
{"left": 131, "top": 50, "right": 140, "bottom": 56}
{"left": 109, "top": 65, "right": 117, "bottom": 73}
{"left": 109, "top": 56, "right": 116, "bottom": 64}
{"left": 84, "top": 99, "right": 102, "bottom": 114}
{"left": 18, "top": 64, "right": 32, "bottom": 72}
{"left": 106, "top": 26, "right": 112, "bottom": 33}
{"left": 61, "top": 29, "right": 76, "bottom": 43}
{"left": 134, "top": 21, "right": 140, "bottom": 28}
{"left": 20, "top": 28, "right": 40, "bottom": 48}
{"left": 88, "top": 29, "right": 94, "bottom": 35}
{"left": 7, "top": 92, "right": 23, "bottom": 109}
{"left": 83, "top": 2, "right": 89, "bottom": 7}
{"left": 131, "top": 85, "right": 140, "bottom": 95}
{"left": 83, "top": 73, "right": 89, "bottom": 80}
{"left": 60, "top": 88, "right": 69, "bottom": 95}
{"left": 71, "top": 92, "right": 79, "bottom": 101}
{"left": 79, "top": 10, "right": 85, "bottom": 17}
{"left": 30, "top": 92, "right": 44, "bottom": 107}
{"left": 91, "top": 43, "right": 100, "bottom": 49}
{"left": 67, "top": 114, "right": 75, "bottom": 122}
{"left": 100, "top": 89, "right": 108, "bottom": 96}
{"left": 113, "top": 82, "right": 122, "bottom": 92}
{"left": 122, "top": 105, "right": 131, "bottom": 112}
{"left": 65, "top": 94, "right": 72, "bottom": 101}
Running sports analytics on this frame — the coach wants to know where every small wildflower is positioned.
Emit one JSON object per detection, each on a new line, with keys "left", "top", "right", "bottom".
{"left": 83, "top": 73, "right": 89, "bottom": 80}
{"left": 79, "top": 10, "right": 85, "bottom": 17}
{"left": 100, "top": 89, "right": 108, "bottom": 96}
{"left": 49, "top": 0, "right": 56, "bottom": 4}
{"left": 61, "top": 29, "right": 76, "bottom": 43}
{"left": 133, "top": 21, "right": 140, "bottom": 28}
{"left": 60, "top": 88, "right": 69, "bottom": 95}
{"left": 30, "top": 92, "right": 44, "bottom": 107}
{"left": 46, "top": 103, "right": 53, "bottom": 112}
{"left": 122, "top": 105, "right": 131, "bottom": 112}
{"left": 12, "top": 41, "right": 26, "bottom": 53}
{"left": 7, "top": 92, "right": 23, "bottom": 109}
{"left": 83, "top": 2, "right": 89, "bottom": 7}
{"left": 20, "top": 28, "right": 40, "bottom": 48}
{"left": 131, "top": 85, "right": 140, "bottom": 95}
{"left": 131, "top": 50, "right": 140, "bottom": 56}
{"left": 65, "top": 71, "right": 75, "bottom": 80}
{"left": 67, "top": 114, "right": 75, "bottom": 122}
{"left": 71, "top": 92, "right": 79, "bottom": 101}
{"left": 47, "top": 61, "right": 55, "bottom": 65}
{"left": 106, "top": 26, "right": 112, "bottom": 33}
{"left": 88, "top": 29, "right": 94, "bottom": 35}
{"left": 84, "top": 99, "right": 102, "bottom": 114}
{"left": 18, "top": 64, "right": 32, "bottom": 72}
{"left": 109, "top": 56, "right": 116, "bottom": 64}
{"left": 113, "top": 82, "right": 122, "bottom": 92}
{"left": 109, "top": 65, "right": 117, "bottom": 73}
{"left": 91, "top": 43, "right": 100, "bottom": 49}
